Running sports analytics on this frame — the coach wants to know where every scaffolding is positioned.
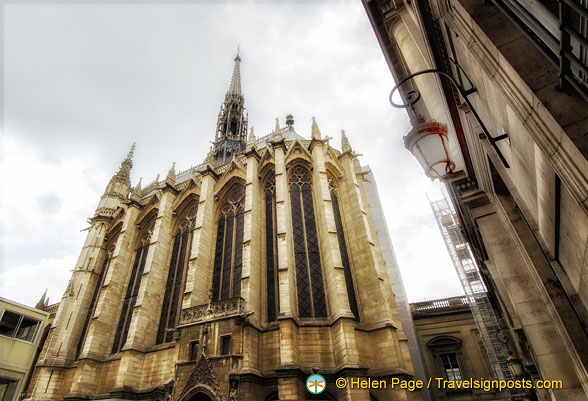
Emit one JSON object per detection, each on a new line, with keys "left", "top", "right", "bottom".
{"left": 430, "top": 196, "right": 513, "bottom": 383}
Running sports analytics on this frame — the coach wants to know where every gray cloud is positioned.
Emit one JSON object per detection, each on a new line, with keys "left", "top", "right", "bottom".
{"left": 37, "top": 192, "right": 63, "bottom": 214}
{"left": 2, "top": 1, "right": 464, "bottom": 306}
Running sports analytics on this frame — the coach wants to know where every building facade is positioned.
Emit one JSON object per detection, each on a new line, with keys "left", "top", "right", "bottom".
{"left": 25, "top": 56, "right": 417, "bottom": 401}
{"left": 411, "top": 296, "right": 505, "bottom": 401}
{"left": 0, "top": 297, "right": 50, "bottom": 401}
{"left": 363, "top": 0, "right": 588, "bottom": 400}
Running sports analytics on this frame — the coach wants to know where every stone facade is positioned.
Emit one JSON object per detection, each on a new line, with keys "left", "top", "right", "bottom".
{"left": 363, "top": 0, "right": 588, "bottom": 400}
{"left": 411, "top": 296, "right": 505, "bottom": 401}
{"left": 25, "top": 56, "right": 417, "bottom": 401}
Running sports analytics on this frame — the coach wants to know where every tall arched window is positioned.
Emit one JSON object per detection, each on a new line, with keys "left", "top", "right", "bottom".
{"left": 211, "top": 185, "right": 245, "bottom": 301}
{"left": 329, "top": 178, "right": 359, "bottom": 321}
{"left": 156, "top": 202, "right": 198, "bottom": 344}
{"left": 112, "top": 223, "right": 154, "bottom": 353}
{"left": 289, "top": 166, "right": 327, "bottom": 318}
{"left": 264, "top": 173, "right": 279, "bottom": 322}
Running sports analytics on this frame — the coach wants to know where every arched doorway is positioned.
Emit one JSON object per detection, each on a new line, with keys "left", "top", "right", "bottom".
{"left": 187, "top": 393, "right": 213, "bottom": 401}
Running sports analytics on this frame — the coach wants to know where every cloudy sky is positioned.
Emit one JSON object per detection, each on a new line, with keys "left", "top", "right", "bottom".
{"left": 0, "top": 1, "right": 464, "bottom": 307}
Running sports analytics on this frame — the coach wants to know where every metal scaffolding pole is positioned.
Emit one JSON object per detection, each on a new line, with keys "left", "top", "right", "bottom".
{"left": 429, "top": 196, "right": 513, "bottom": 383}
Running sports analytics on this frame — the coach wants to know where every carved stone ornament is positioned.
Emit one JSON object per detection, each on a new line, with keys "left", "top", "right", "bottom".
{"left": 179, "top": 297, "right": 244, "bottom": 326}
{"left": 228, "top": 380, "right": 239, "bottom": 401}
{"left": 178, "top": 355, "right": 224, "bottom": 401}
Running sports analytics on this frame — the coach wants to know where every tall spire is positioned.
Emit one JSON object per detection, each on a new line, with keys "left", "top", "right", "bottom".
{"left": 228, "top": 50, "right": 242, "bottom": 95}
{"left": 213, "top": 54, "right": 248, "bottom": 167}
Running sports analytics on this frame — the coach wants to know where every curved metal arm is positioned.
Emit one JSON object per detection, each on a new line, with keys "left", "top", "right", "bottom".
{"left": 390, "top": 68, "right": 510, "bottom": 169}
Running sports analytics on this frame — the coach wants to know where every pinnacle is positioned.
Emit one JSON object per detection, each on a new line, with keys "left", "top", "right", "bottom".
{"left": 311, "top": 117, "right": 321, "bottom": 140}
{"left": 36, "top": 289, "right": 48, "bottom": 309}
{"left": 167, "top": 162, "right": 176, "bottom": 179}
{"left": 341, "top": 129, "right": 352, "bottom": 153}
{"left": 273, "top": 118, "right": 283, "bottom": 140}
{"left": 165, "top": 162, "right": 176, "bottom": 185}
{"left": 247, "top": 127, "right": 256, "bottom": 145}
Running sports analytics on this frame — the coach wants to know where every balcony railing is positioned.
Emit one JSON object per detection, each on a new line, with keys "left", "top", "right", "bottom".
{"left": 412, "top": 295, "right": 470, "bottom": 312}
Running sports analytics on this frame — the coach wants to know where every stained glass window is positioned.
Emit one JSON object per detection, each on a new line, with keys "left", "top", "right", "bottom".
{"left": 329, "top": 178, "right": 359, "bottom": 321}
{"left": 156, "top": 203, "right": 198, "bottom": 344}
{"left": 264, "top": 173, "right": 279, "bottom": 322}
{"left": 211, "top": 185, "right": 245, "bottom": 301}
{"left": 112, "top": 223, "right": 154, "bottom": 353}
{"left": 289, "top": 167, "right": 327, "bottom": 318}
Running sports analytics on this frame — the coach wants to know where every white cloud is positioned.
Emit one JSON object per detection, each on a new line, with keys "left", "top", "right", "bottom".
{"left": 0, "top": 255, "right": 75, "bottom": 307}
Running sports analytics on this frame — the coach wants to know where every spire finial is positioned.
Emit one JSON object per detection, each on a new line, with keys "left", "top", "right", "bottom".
{"left": 113, "top": 143, "right": 135, "bottom": 183}
{"left": 229, "top": 50, "right": 242, "bottom": 95}
{"left": 341, "top": 129, "right": 352, "bottom": 153}
{"left": 311, "top": 117, "right": 321, "bottom": 140}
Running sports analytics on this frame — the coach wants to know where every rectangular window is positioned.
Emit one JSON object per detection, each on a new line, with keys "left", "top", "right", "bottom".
{"left": 189, "top": 341, "right": 199, "bottom": 361}
{"left": 440, "top": 353, "right": 463, "bottom": 381}
{"left": 0, "top": 310, "right": 40, "bottom": 343}
{"left": 220, "top": 335, "right": 231, "bottom": 356}
{"left": 0, "top": 377, "right": 19, "bottom": 401}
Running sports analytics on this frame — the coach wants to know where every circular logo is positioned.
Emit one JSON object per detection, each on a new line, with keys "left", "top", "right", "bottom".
{"left": 306, "top": 374, "right": 326, "bottom": 395}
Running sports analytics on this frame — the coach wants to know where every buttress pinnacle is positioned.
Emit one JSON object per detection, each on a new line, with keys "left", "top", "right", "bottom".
{"left": 311, "top": 117, "right": 322, "bottom": 140}
{"left": 341, "top": 130, "right": 352, "bottom": 153}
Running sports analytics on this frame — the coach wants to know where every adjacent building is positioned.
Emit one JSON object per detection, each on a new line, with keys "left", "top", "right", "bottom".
{"left": 363, "top": 0, "right": 588, "bottom": 400}
{"left": 0, "top": 297, "right": 50, "bottom": 401}
{"left": 411, "top": 296, "right": 506, "bottom": 401}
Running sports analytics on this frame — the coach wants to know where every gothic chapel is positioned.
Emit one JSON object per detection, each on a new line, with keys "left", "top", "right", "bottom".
{"left": 26, "top": 56, "right": 417, "bottom": 401}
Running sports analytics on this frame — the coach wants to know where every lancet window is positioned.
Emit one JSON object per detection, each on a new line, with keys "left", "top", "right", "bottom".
{"left": 75, "top": 239, "right": 116, "bottom": 359}
{"left": 289, "top": 166, "right": 327, "bottom": 318}
{"left": 112, "top": 222, "right": 154, "bottom": 353}
{"left": 156, "top": 202, "right": 198, "bottom": 344}
{"left": 329, "top": 177, "right": 359, "bottom": 320}
{"left": 264, "top": 173, "right": 279, "bottom": 322}
{"left": 211, "top": 185, "right": 245, "bottom": 301}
